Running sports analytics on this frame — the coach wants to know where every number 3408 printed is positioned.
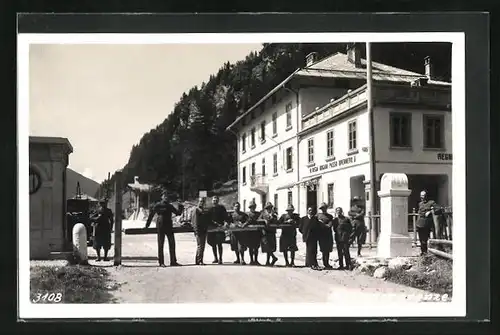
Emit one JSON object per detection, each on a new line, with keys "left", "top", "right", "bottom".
{"left": 31, "top": 291, "right": 63, "bottom": 303}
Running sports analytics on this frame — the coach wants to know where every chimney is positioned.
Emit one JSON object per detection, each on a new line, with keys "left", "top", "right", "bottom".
{"left": 346, "top": 43, "right": 361, "bottom": 68}
{"left": 306, "top": 52, "right": 318, "bottom": 66}
{"left": 424, "top": 56, "right": 432, "bottom": 79}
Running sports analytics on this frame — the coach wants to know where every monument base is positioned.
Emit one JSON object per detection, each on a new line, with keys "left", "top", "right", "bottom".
{"left": 377, "top": 233, "right": 413, "bottom": 258}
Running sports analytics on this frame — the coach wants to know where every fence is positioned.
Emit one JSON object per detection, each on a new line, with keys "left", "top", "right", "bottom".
{"left": 365, "top": 207, "right": 453, "bottom": 249}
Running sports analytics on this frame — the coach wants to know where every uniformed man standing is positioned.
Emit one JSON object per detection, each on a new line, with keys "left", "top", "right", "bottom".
{"left": 299, "top": 207, "right": 321, "bottom": 270}
{"left": 333, "top": 207, "right": 353, "bottom": 270}
{"left": 229, "top": 202, "right": 248, "bottom": 265}
{"left": 416, "top": 190, "right": 436, "bottom": 255}
{"left": 192, "top": 197, "right": 208, "bottom": 265}
{"left": 259, "top": 202, "right": 279, "bottom": 266}
{"left": 317, "top": 202, "right": 334, "bottom": 269}
{"left": 144, "top": 190, "right": 184, "bottom": 267}
{"left": 348, "top": 196, "right": 367, "bottom": 257}
{"left": 243, "top": 200, "right": 262, "bottom": 265}
{"left": 278, "top": 204, "right": 300, "bottom": 267}
{"left": 90, "top": 199, "right": 114, "bottom": 261}
{"left": 207, "top": 196, "right": 228, "bottom": 264}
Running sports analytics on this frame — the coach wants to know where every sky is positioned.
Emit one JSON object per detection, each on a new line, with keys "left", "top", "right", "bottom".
{"left": 29, "top": 43, "right": 262, "bottom": 183}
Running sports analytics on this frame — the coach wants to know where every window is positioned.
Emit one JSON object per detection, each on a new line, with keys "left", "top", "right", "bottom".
{"left": 423, "top": 115, "right": 444, "bottom": 149}
{"left": 260, "top": 121, "right": 266, "bottom": 142}
{"left": 390, "top": 113, "right": 412, "bottom": 148}
{"left": 274, "top": 194, "right": 278, "bottom": 212}
{"left": 327, "top": 130, "right": 334, "bottom": 158}
{"left": 287, "top": 191, "right": 293, "bottom": 206}
{"left": 251, "top": 162, "right": 256, "bottom": 177}
{"left": 348, "top": 120, "right": 357, "bottom": 151}
{"left": 286, "top": 102, "right": 293, "bottom": 129}
{"left": 242, "top": 167, "right": 246, "bottom": 184}
{"left": 262, "top": 157, "right": 266, "bottom": 176}
{"left": 307, "top": 138, "right": 314, "bottom": 163}
{"left": 243, "top": 200, "right": 246, "bottom": 212}
{"left": 272, "top": 112, "right": 278, "bottom": 136}
{"left": 273, "top": 153, "right": 278, "bottom": 175}
{"left": 327, "top": 183, "right": 334, "bottom": 208}
{"left": 241, "top": 133, "right": 246, "bottom": 152}
{"left": 251, "top": 128, "right": 256, "bottom": 147}
{"left": 286, "top": 147, "right": 293, "bottom": 171}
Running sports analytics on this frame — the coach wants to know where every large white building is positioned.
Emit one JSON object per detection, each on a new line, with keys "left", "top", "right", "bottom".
{"left": 227, "top": 44, "right": 452, "bottom": 216}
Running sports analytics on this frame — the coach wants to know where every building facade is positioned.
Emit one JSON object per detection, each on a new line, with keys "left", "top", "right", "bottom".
{"left": 227, "top": 44, "right": 451, "bottom": 216}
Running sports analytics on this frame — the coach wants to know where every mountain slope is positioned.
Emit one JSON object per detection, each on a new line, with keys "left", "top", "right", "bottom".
{"left": 66, "top": 168, "right": 100, "bottom": 199}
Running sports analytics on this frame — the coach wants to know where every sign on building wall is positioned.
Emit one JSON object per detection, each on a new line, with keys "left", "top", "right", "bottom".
{"left": 437, "top": 153, "right": 453, "bottom": 161}
{"left": 308, "top": 155, "right": 358, "bottom": 174}
{"left": 29, "top": 164, "right": 42, "bottom": 195}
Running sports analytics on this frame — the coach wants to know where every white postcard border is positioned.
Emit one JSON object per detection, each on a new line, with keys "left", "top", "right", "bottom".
{"left": 18, "top": 32, "right": 466, "bottom": 319}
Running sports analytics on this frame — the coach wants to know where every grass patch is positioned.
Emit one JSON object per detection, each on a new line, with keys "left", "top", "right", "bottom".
{"left": 30, "top": 265, "right": 119, "bottom": 303}
{"left": 384, "top": 254, "right": 453, "bottom": 296}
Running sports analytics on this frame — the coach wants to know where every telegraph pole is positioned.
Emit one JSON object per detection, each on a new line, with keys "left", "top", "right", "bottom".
{"left": 366, "top": 42, "right": 377, "bottom": 225}
{"left": 113, "top": 170, "right": 123, "bottom": 266}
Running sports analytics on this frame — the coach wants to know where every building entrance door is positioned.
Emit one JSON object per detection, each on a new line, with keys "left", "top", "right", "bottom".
{"left": 261, "top": 194, "right": 267, "bottom": 209}
{"left": 306, "top": 186, "right": 318, "bottom": 212}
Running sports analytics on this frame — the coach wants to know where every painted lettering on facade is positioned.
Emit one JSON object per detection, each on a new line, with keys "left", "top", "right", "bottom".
{"left": 309, "top": 155, "right": 357, "bottom": 174}
{"left": 437, "top": 153, "right": 452, "bottom": 161}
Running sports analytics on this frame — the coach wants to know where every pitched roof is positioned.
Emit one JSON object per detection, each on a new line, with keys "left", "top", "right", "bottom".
{"left": 226, "top": 52, "right": 450, "bottom": 131}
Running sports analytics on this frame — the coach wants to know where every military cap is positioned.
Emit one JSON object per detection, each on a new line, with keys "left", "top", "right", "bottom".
{"left": 248, "top": 200, "right": 257, "bottom": 208}
{"left": 352, "top": 196, "right": 361, "bottom": 201}
{"left": 319, "top": 202, "right": 328, "bottom": 209}
{"left": 286, "top": 204, "right": 295, "bottom": 211}
{"left": 265, "top": 202, "right": 274, "bottom": 209}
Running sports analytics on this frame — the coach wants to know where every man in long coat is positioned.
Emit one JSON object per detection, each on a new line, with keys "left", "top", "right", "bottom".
{"left": 299, "top": 207, "right": 321, "bottom": 270}
{"left": 229, "top": 202, "right": 248, "bottom": 264}
{"left": 144, "top": 190, "right": 184, "bottom": 267}
{"left": 91, "top": 199, "right": 114, "bottom": 261}
{"left": 207, "top": 196, "right": 228, "bottom": 264}
{"left": 317, "top": 202, "right": 334, "bottom": 269}
{"left": 242, "top": 200, "right": 262, "bottom": 265}
{"left": 278, "top": 204, "right": 300, "bottom": 267}
{"left": 259, "top": 202, "right": 279, "bottom": 266}
{"left": 348, "top": 196, "right": 367, "bottom": 257}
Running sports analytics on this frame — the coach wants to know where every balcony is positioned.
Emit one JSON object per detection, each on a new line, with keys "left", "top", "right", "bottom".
{"left": 250, "top": 174, "right": 269, "bottom": 195}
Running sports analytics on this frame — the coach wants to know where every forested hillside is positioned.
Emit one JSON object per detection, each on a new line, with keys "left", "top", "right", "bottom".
{"left": 97, "top": 42, "right": 451, "bottom": 200}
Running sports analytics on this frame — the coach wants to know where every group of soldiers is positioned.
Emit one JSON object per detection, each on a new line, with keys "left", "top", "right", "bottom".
{"left": 145, "top": 190, "right": 368, "bottom": 270}
{"left": 84, "top": 188, "right": 444, "bottom": 266}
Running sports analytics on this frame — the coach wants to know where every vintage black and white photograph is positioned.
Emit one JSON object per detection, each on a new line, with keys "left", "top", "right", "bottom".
{"left": 19, "top": 31, "right": 466, "bottom": 319}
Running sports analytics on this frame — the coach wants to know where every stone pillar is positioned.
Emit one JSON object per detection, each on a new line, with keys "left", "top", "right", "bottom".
{"left": 377, "top": 173, "right": 413, "bottom": 258}
{"left": 72, "top": 223, "right": 88, "bottom": 264}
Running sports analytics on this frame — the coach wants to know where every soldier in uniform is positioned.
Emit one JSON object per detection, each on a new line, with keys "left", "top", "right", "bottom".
{"left": 278, "top": 204, "right": 300, "bottom": 267}
{"left": 416, "top": 190, "right": 436, "bottom": 255}
{"left": 229, "top": 202, "right": 248, "bottom": 265}
{"left": 259, "top": 202, "right": 279, "bottom": 266}
{"left": 243, "top": 200, "right": 262, "bottom": 265}
{"left": 333, "top": 207, "right": 353, "bottom": 270}
{"left": 90, "top": 199, "right": 114, "bottom": 262}
{"left": 348, "top": 196, "right": 367, "bottom": 257}
{"left": 207, "top": 196, "right": 228, "bottom": 264}
{"left": 144, "top": 190, "right": 184, "bottom": 267}
{"left": 317, "top": 202, "right": 334, "bottom": 269}
{"left": 299, "top": 207, "right": 321, "bottom": 270}
{"left": 192, "top": 197, "right": 208, "bottom": 265}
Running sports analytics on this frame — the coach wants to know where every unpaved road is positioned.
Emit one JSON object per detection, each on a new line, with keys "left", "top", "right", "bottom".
{"left": 89, "top": 220, "right": 428, "bottom": 304}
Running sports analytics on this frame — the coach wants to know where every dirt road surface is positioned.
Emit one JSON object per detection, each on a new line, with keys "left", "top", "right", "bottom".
{"left": 88, "top": 220, "right": 428, "bottom": 304}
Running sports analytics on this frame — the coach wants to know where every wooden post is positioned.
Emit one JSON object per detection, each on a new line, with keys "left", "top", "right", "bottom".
{"left": 412, "top": 208, "right": 417, "bottom": 246}
{"left": 114, "top": 171, "right": 123, "bottom": 266}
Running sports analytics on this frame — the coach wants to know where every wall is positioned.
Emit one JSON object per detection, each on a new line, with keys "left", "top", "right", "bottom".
{"left": 299, "top": 87, "right": 348, "bottom": 120}
{"left": 29, "top": 137, "right": 73, "bottom": 259}
{"left": 373, "top": 106, "right": 453, "bottom": 164}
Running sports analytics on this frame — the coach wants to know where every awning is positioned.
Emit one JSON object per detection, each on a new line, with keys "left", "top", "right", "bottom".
{"left": 276, "top": 175, "right": 322, "bottom": 191}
